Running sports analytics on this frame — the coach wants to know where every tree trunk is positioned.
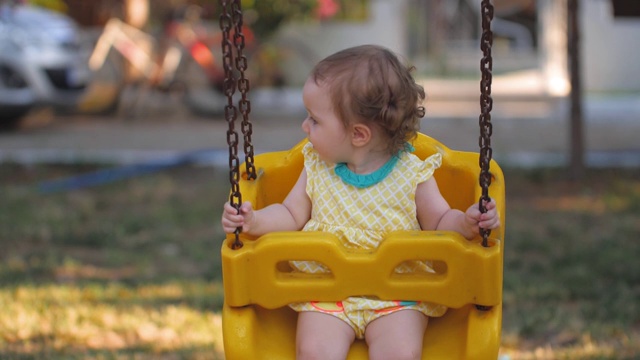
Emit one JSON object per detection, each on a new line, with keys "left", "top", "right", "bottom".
{"left": 568, "top": 0, "right": 584, "bottom": 179}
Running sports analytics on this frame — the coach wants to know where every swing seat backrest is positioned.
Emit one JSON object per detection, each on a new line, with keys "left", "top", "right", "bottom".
{"left": 221, "top": 133, "right": 505, "bottom": 359}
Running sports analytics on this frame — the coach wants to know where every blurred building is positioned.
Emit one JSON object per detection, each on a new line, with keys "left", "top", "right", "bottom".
{"left": 583, "top": 0, "right": 640, "bottom": 92}
{"left": 61, "top": 0, "right": 639, "bottom": 94}
{"left": 273, "top": 0, "right": 640, "bottom": 94}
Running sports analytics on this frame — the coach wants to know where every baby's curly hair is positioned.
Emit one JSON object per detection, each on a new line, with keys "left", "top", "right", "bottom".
{"left": 310, "top": 44, "right": 426, "bottom": 155}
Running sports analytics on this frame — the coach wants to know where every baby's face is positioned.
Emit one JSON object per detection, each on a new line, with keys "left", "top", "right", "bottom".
{"left": 301, "top": 78, "right": 351, "bottom": 164}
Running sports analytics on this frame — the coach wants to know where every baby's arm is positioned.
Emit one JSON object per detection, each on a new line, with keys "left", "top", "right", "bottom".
{"left": 221, "top": 169, "right": 312, "bottom": 237}
{"left": 415, "top": 177, "right": 500, "bottom": 240}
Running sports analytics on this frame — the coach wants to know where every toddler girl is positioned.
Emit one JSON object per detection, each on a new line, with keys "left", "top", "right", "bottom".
{"left": 222, "top": 44, "right": 500, "bottom": 360}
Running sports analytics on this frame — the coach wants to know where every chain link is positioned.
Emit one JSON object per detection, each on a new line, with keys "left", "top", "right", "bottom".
{"left": 230, "top": 1, "right": 257, "bottom": 181}
{"left": 220, "top": 0, "right": 255, "bottom": 250}
{"left": 478, "top": 0, "right": 494, "bottom": 249}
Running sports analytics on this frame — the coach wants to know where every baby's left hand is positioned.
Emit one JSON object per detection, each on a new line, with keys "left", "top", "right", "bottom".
{"left": 464, "top": 199, "right": 500, "bottom": 235}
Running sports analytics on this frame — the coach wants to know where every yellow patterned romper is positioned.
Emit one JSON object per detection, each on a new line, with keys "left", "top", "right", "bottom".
{"left": 289, "top": 143, "right": 447, "bottom": 339}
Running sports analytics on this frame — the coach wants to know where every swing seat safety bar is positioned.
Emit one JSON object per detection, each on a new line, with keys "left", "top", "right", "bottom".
{"left": 222, "top": 230, "right": 502, "bottom": 309}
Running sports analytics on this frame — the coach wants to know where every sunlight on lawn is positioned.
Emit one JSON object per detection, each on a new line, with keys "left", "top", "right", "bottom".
{"left": 3, "top": 280, "right": 637, "bottom": 359}
{"left": 0, "top": 283, "right": 225, "bottom": 359}
{"left": 499, "top": 333, "right": 640, "bottom": 360}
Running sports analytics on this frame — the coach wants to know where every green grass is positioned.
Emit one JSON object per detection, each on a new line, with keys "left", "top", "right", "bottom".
{"left": 0, "top": 164, "right": 227, "bottom": 359}
{"left": 500, "top": 168, "right": 640, "bottom": 359}
{"left": 1, "top": 164, "right": 639, "bottom": 359}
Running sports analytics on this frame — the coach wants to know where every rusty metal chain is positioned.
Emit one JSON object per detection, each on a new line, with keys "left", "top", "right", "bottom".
{"left": 475, "top": 0, "right": 495, "bottom": 312}
{"left": 220, "top": 0, "right": 255, "bottom": 250}
{"left": 230, "top": 1, "right": 256, "bottom": 181}
{"left": 478, "top": 0, "right": 494, "bottom": 249}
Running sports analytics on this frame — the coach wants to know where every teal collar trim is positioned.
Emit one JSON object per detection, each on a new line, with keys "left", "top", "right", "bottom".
{"left": 334, "top": 144, "right": 414, "bottom": 188}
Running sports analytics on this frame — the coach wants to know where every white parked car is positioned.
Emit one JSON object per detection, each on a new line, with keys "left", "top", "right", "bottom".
{"left": 0, "top": 4, "right": 90, "bottom": 129}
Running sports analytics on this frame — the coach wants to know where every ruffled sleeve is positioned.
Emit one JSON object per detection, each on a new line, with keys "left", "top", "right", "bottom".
{"left": 302, "top": 142, "right": 317, "bottom": 196}
{"left": 302, "top": 142, "right": 317, "bottom": 168}
{"left": 415, "top": 152, "right": 442, "bottom": 184}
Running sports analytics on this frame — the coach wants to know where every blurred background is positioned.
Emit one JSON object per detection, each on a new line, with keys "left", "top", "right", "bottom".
{"left": 0, "top": 0, "right": 639, "bottom": 168}
{"left": 0, "top": 0, "right": 639, "bottom": 359}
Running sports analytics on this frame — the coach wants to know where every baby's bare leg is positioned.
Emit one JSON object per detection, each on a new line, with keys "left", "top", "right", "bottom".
{"left": 296, "top": 311, "right": 356, "bottom": 360}
{"left": 365, "top": 310, "right": 428, "bottom": 360}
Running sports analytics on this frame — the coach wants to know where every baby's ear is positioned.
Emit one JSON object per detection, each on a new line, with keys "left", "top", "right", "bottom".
{"left": 350, "top": 123, "right": 372, "bottom": 147}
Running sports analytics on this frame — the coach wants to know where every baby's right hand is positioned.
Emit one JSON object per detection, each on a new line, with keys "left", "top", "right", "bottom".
{"left": 221, "top": 201, "right": 255, "bottom": 234}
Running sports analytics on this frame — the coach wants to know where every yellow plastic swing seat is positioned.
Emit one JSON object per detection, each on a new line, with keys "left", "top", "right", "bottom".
{"left": 221, "top": 133, "right": 506, "bottom": 359}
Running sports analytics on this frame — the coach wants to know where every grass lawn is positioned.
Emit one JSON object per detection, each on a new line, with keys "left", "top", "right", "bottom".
{"left": 0, "top": 163, "right": 639, "bottom": 359}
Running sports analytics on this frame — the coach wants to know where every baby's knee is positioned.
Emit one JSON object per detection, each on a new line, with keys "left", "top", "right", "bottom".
{"left": 369, "top": 344, "right": 422, "bottom": 360}
{"left": 296, "top": 340, "right": 339, "bottom": 360}
{"left": 296, "top": 310, "right": 356, "bottom": 359}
